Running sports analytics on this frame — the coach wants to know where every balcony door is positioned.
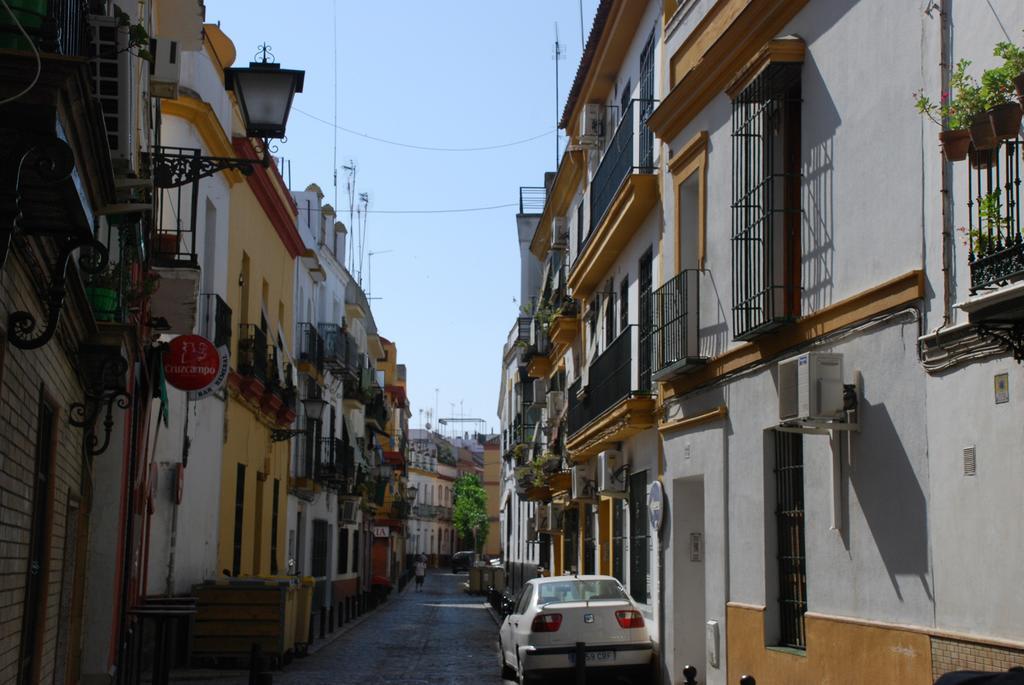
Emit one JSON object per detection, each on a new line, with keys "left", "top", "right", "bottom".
{"left": 638, "top": 249, "right": 653, "bottom": 393}
{"left": 638, "top": 28, "right": 656, "bottom": 169}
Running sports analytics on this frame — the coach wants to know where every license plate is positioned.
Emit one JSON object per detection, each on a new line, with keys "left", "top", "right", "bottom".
{"left": 568, "top": 650, "right": 615, "bottom": 664}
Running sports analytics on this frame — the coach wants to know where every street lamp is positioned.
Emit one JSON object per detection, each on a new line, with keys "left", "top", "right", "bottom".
{"left": 270, "top": 396, "right": 327, "bottom": 442}
{"left": 153, "top": 44, "right": 305, "bottom": 189}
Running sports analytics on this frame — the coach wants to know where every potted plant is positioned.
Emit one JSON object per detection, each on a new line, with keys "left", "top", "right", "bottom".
{"left": 915, "top": 59, "right": 981, "bottom": 160}
{"left": 994, "top": 40, "right": 1024, "bottom": 107}
{"left": 126, "top": 271, "right": 160, "bottom": 308}
{"left": 85, "top": 263, "right": 121, "bottom": 322}
{"left": 981, "top": 61, "right": 1022, "bottom": 141}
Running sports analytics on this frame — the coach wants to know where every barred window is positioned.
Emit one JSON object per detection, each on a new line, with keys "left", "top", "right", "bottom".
{"left": 311, "top": 519, "right": 329, "bottom": 577}
{"left": 628, "top": 471, "right": 649, "bottom": 603}
{"left": 731, "top": 63, "right": 802, "bottom": 340}
{"left": 774, "top": 431, "right": 806, "bottom": 649}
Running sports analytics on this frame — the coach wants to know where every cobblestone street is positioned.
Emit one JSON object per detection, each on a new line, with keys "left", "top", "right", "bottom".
{"left": 183, "top": 571, "right": 511, "bottom": 685}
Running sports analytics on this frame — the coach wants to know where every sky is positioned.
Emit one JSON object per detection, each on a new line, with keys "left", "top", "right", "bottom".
{"left": 206, "top": 1, "right": 600, "bottom": 436}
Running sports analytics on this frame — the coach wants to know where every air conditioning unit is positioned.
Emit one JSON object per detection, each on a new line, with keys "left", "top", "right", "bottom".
{"left": 149, "top": 37, "right": 181, "bottom": 99}
{"left": 88, "top": 14, "right": 134, "bottom": 161}
{"left": 597, "top": 450, "right": 627, "bottom": 497}
{"left": 546, "top": 390, "right": 565, "bottom": 418}
{"left": 778, "top": 352, "right": 845, "bottom": 423}
{"left": 551, "top": 217, "right": 568, "bottom": 250}
{"left": 571, "top": 461, "right": 597, "bottom": 502}
{"left": 535, "top": 504, "right": 552, "bottom": 532}
{"left": 578, "top": 103, "right": 604, "bottom": 146}
{"left": 547, "top": 503, "right": 565, "bottom": 531}
{"left": 531, "top": 379, "right": 548, "bottom": 408}
{"left": 339, "top": 498, "right": 359, "bottom": 523}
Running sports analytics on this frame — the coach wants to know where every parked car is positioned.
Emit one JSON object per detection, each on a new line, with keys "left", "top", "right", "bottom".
{"left": 498, "top": 575, "right": 653, "bottom": 683}
{"left": 451, "top": 550, "right": 476, "bottom": 573}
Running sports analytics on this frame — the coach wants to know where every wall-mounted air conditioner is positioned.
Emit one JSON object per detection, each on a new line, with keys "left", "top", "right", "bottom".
{"left": 571, "top": 461, "right": 597, "bottom": 502}
{"left": 597, "top": 450, "right": 627, "bottom": 497}
{"left": 778, "top": 352, "right": 845, "bottom": 423}
{"left": 535, "top": 504, "right": 552, "bottom": 532}
{"left": 149, "top": 37, "right": 180, "bottom": 99}
{"left": 88, "top": 14, "right": 134, "bottom": 161}
{"left": 578, "top": 103, "right": 604, "bottom": 146}
{"left": 531, "top": 379, "right": 548, "bottom": 408}
{"left": 551, "top": 217, "right": 568, "bottom": 250}
{"left": 546, "top": 390, "right": 565, "bottom": 419}
{"left": 547, "top": 503, "right": 565, "bottom": 531}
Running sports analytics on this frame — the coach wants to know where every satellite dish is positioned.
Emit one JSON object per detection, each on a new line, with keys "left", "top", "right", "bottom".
{"left": 425, "top": 422, "right": 431, "bottom": 430}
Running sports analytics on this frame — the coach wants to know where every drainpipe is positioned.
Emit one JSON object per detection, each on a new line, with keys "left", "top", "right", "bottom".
{"left": 938, "top": 0, "right": 954, "bottom": 329}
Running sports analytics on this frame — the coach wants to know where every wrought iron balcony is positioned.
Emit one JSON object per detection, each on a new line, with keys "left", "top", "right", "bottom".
{"left": 652, "top": 270, "right": 706, "bottom": 381}
{"left": 296, "top": 322, "right": 325, "bottom": 375}
{"left": 198, "top": 293, "right": 233, "bottom": 349}
{"left": 315, "top": 437, "right": 348, "bottom": 487}
{"left": 237, "top": 324, "right": 268, "bottom": 382}
{"left": 568, "top": 325, "right": 649, "bottom": 436}
{"left": 519, "top": 186, "right": 548, "bottom": 215}
{"left": 967, "top": 139, "right": 1024, "bottom": 294}
{"left": 0, "top": 0, "right": 89, "bottom": 57}
{"left": 82, "top": 221, "right": 143, "bottom": 325}
{"left": 365, "top": 390, "right": 389, "bottom": 430}
{"left": 318, "top": 323, "right": 347, "bottom": 373}
{"left": 587, "top": 99, "right": 656, "bottom": 245}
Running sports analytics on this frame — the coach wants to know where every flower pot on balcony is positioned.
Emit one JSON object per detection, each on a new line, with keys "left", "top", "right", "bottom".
{"left": 968, "top": 145, "right": 997, "bottom": 169}
{"left": 969, "top": 115, "right": 998, "bottom": 150}
{"left": 988, "top": 102, "right": 1023, "bottom": 141}
{"left": 0, "top": 0, "right": 45, "bottom": 50}
{"left": 276, "top": 406, "right": 297, "bottom": 427}
{"left": 939, "top": 130, "right": 971, "bottom": 162}
{"left": 154, "top": 232, "right": 180, "bottom": 257}
{"left": 86, "top": 287, "right": 118, "bottom": 322}
{"left": 260, "top": 391, "right": 283, "bottom": 416}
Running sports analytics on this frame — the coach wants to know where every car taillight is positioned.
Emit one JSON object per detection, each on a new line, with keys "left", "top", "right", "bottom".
{"left": 615, "top": 610, "right": 644, "bottom": 629}
{"left": 531, "top": 613, "right": 563, "bottom": 632}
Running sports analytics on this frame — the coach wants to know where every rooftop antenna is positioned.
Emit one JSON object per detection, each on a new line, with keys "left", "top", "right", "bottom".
{"left": 343, "top": 161, "right": 357, "bottom": 272}
{"left": 357, "top": 191, "right": 369, "bottom": 286}
{"left": 367, "top": 248, "right": 394, "bottom": 300}
{"left": 553, "top": 23, "right": 565, "bottom": 167}
{"left": 579, "top": 0, "right": 585, "bottom": 51}
{"left": 332, "top": 1, "right": 339, "bottom": 209}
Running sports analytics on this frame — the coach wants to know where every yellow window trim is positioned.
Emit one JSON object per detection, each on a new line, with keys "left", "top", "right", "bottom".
{"left": 668, "top": 130, "right": 709, "bottom": 271}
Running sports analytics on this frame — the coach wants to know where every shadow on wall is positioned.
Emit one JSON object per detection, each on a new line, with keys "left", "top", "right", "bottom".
{"left": 699, "top": 268, "right": 731, "bottom": 360}
{"left": 800, "top": 51, "right": 840, "bottom": 314}
{"left": 849, "top": 387, "right": 932, "bottom": 603}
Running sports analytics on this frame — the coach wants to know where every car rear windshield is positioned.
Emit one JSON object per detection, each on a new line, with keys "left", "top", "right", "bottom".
{"left": 536, "top": 580, "right": 628, "bottom": 604}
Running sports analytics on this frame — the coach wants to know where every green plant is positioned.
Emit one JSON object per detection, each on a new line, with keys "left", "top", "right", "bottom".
{"left": 994, "top": 40, "right": 1024, "bottom": 77}
{"left": 126, "top": 271, "right": 160, "bottom": 304}
{"left": 914, "top": 59, "right": 983, "bottom": 130}
{"left": 453, "top": 474, "right": 489, "bottom": 552}
{"left": 981, "top": 63, "right": 1016, "bottom": 108}
{"left": 86, "top": 262, "right": 121, "bottom": 290}
{"left": 112, "top": 5, "right": 152, "bottom": 61}
{"left": 963, "top": 190, "right": 1010, "bottom": 255}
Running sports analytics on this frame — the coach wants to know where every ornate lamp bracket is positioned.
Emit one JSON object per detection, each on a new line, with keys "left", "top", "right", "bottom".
{"left": 69, "top": 348, "right": 130, "bottom": 457}
{"left": 976, "top": 323, "right": 1024, "bottom": 362}
{"left": 270, "top": 428, "right": 306, "bottom": 442}
{"left": 151, "top": 144, "right": 272, "bottom": 189}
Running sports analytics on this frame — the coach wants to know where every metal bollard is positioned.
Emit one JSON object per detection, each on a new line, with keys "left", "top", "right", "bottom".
{"left": 740, "top": 676, "right": 757, "bottom": 685}
{"left": 575, "top": 642, "right": 586, "bottom": 685}
{"left": 683, "top": 665, "right": 698, "bottom": 684}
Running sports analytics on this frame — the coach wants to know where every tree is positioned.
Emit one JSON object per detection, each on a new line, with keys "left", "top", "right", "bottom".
{"left": 453, "top": 474, "right": 489, "bottom": 553}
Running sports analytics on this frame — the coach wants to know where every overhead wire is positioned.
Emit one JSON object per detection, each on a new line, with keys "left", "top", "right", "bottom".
{"left": 292, "top": 107, "right": 554, "bottom": 152}
{"left": 361, "top": 203, "right": 517, "bottom": 214}
{"left": 0, "top": 0, "right": 41, "bottom": 106}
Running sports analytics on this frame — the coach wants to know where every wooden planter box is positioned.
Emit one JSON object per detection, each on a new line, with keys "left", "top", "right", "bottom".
{"left": 190, "top": 578, "right": 301, "bottom": 667}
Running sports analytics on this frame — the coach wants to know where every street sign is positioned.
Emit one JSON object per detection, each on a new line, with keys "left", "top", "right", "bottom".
{"left": 373, "top": 526, "right": 390, "bottom": 538}
{"left": 648, "top": 480, "right": 664, "bottom": 532}
{"left": 163, "top": 335, "right": 220, "bottom": 391}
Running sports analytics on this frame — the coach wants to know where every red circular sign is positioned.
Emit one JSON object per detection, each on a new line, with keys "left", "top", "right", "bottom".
{"left": 163, "top": 334, "right": 220, "bottom": 391}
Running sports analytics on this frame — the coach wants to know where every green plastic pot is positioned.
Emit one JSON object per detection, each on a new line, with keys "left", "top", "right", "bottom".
{"left": 86, "top": 287, "right": 118, "bottom": 322}
{"left": 0, "top": 0, "right": 46, "bottom": 51}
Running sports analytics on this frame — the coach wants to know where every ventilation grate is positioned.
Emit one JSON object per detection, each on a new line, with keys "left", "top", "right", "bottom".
{"left": 963, "top": 446, "right": 977, "bottom": 476}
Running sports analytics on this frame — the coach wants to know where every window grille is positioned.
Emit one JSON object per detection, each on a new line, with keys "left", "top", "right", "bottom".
{"left": 774, "top": 431, "right": 806, "bottom": 649}
{"left": 311, "top": 519, "right": 328, "bottom": 577}
{"left": 638, "top": 249, "right": 653, "bottom": 393}
{"left": 338, "top": 527, "right": 349, "bottom": 574}
{"left": 232, "top": 464, "right": 245, "bottom": 576}
{"left": 351, "top": 531, "right": 359, "bottom": 573}
{"left": 603, "top": 279, "right": 616, "bottom": 347}
{"left": 270, "top": 479, "right": 280, "bottom": 575}
{"left": 619, "top": 277, "right": 629, "bottom": 332}
{"left": 628, "top": 471, "right": 649, "bottom": 603}
{"left": 583, "top": 505, "right": 596, "bottom": 575}
{"left": 966, "top": 140, "right": 1024, "bottom": 292}
{"left": 731, "top": 63, "right": 802, "bottom": 339}
{"left": 563, "top": 506, "right": 579, "bottom": 573}
{"left": 612, "top": 500, "right": 625, "bottom": 584}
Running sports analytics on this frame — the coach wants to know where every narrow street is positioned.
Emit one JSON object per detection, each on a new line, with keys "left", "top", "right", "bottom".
{"left": 185, "top": 571, "right": 512, "bottom": 685}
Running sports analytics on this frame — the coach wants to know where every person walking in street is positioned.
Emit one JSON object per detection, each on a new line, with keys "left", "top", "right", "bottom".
{"left": 414, "top": 555, "right": 427, "bottom": 592}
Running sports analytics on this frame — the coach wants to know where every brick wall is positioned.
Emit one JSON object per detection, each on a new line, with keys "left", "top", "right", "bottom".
{"left": 0, "top": 247, "right": 89, "bottom": 684}
{"left": 932, "top": 636, "right": 1024, "bottom": 679}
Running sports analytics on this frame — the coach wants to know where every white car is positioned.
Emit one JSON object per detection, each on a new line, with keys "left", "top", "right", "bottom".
{"left": 498, "top": 575, "right": 653, "bottom": 683}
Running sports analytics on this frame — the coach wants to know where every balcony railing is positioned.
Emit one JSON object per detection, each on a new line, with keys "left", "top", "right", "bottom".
{"left": 652, "top": 270, "right": 705, "bottom": 381}
{"left": 83, "top": 221, "right": 141, "bottom": 324}
{"left": 318, "top": 323, "right": 347, "bottom": 373}
{"left": 968, "top": 139, "right": 1024, "bottom": 293}
{"left": 366, "top": 390, "right": 389, "bottom": 428}
{"left": 296, "top": 322, "right": 325, "bottom": 374}
{"left": 198, "top": 294, "right": 232, "bottom": 349}
{"left": 568, "top": 325, "right": 647, "bottom": 436}
{"left": 519, "top": 186, "right": 548, "bottom": 215}
{"left": 587, "top": 99, "right": 656, "bottom": 242}
{"left": 237, "top": 325, "right": 268, "bottom": 382}
{"left": 0, "top": 0, "right": 89, "bottom": 57}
